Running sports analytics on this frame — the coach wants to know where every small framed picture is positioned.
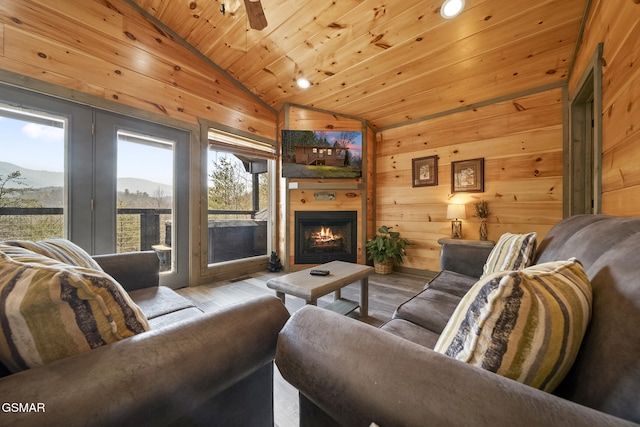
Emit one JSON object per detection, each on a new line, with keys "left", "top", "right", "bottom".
{"left": 451, "top": 158, "right": 484, "bottom": 193}
{"left": 412, "top": 155, "right": 438, "bottom": 187}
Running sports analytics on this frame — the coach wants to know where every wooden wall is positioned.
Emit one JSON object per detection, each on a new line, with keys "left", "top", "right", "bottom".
{"left": 0, "top": 0, "right": 276, "bottom": 139}
{"left": 4, "top": 0, "right": 637, "bottom": 278}
{"left": 0, "top": 0, "right": 277, "bottom": 285}
{"left": 570, "top": 0, "right": 640, "bottom": 215}
{"left": 375, "top": 88, "right": 564, "bottom": 273}
{"left": 279, "top": 104, "right": 370, "bottom": 269}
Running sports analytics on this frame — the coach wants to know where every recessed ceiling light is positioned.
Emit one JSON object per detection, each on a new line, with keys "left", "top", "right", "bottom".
{"left": 296, "top": 78, "right": 311, "bottom": 89}
{"left": 441, "top": 0, "right": 465, "bottom": 19}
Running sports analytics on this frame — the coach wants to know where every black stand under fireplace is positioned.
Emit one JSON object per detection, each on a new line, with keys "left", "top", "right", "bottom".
{"left": 294, "top": 211, "right": 357, "bottom": 264}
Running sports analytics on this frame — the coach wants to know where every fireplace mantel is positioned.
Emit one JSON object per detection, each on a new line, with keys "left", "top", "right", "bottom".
{"left": 288, "top": 181, "right": 362, "bottom": 190}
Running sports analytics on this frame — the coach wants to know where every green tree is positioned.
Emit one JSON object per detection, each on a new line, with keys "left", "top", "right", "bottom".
{"left": 344, "top": 149, "right": 352, "bottom": 166}
{"left": 0, "top": 171, "right": 37, "bottom": 208}
{"left": 258, "top": 172, "right": 269, "bottom": 212}
{"left": 208, "top": 157, "right": 251, "bottom": 210}
{"left": 0, "top": 171, "right": 61, "bottom": 241}
{"left": 281, "top": 130, "right": 316, "bottom": 162}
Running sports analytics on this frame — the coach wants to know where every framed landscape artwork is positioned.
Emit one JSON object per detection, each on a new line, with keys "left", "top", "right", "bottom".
{"left": 281, "top": 130, "right": 363, "bottom": 178}
{"left": 412, "top": 155, "right": 438, "bottom": 187}
{"left": 451, "top": 158, "right": 484, "bottom": 193}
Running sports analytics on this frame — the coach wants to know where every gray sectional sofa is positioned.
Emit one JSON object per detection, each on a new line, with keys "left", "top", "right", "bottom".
{"left": 276, "top": 215, "right": 640, "bottom": 426}
{"left": 0, "top": 250, "right": 290, "bottom": 426}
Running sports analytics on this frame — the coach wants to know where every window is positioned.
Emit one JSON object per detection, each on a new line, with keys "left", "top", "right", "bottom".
{"left": 116, "top": 130, "right": 174, "bottom": 267}
{"left": 0, "top": 84, "right": 190, "bottom": 289}
{"left": 95, "top": 111, "right": 189, "bottom": 288}
{"left": 0, "top": 103, "right": 66, "bottom": 241}
{"left": 207, "top": 129, "right": 275, "bottom": 265}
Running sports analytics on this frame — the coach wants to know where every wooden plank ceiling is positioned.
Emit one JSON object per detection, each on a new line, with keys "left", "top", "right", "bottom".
{"left": 129, "top": 0, "right": 588, "bottom": 129}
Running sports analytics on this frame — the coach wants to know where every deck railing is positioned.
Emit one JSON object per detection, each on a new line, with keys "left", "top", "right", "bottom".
{"left": 0, "top": 207, "right": 266, "bottom": 263}
{"left": 0, "top": 207, "right": 65, "bottom": 242}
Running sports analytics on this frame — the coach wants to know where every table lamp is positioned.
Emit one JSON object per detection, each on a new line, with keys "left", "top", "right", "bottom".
{"left": 446, "top": 204, "right": 466, "bottom": 239}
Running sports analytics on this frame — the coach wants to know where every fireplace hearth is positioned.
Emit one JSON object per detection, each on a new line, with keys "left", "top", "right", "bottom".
{"left": 294, "top": 211, "right": 357, "bottom": 264}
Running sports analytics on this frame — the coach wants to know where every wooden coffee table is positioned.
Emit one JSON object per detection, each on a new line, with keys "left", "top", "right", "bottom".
{"left": 266, "top": 261, "right": 373, "bottom": 317}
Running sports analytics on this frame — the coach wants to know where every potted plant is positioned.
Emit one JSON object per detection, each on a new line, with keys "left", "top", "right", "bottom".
{"left": 474, "top": 199, "right": 490, "bottom": 241}
{"left": 366, "top": 225, "right": 413, "bottom": 274}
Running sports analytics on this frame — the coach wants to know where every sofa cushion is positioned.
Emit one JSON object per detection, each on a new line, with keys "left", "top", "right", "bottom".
{"left": 393, "top": 270, "right": 476, "bottom": 334}
{"left": 128, "top": 286, "right": 199, "bottom": 320}
{"left": 434, "top": 258, "right": 592, "bottom": 393}
{"left": 147, "top": 307, "right": 205, "bottom": 329}
{"left": 380, "top": 319, "right": 440, "bottom": 349}
{"left": 3, "top": 238, "right": 103, "bottom": 271}
{"left": 481, "top": 232, "right": 537, "bottom": 278}
{"left": 0, "top": 246, "right": 150, "bottom": 372}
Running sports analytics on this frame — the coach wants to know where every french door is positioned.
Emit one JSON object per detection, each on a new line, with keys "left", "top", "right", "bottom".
{"left": 0, "top": 84, "right": 189, "bottom": 288}
{"left": 92, "top": 111, "right": 189, "bottom": 287}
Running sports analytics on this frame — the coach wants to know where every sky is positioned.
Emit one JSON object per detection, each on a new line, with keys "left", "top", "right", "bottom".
{"left": 0, "top": 109, "right": 263, "bottom": 188}
{"left": 0, "top": 114, "right": 173, "bottom": 185}
{"left": 316, "top": 131, "right": 363, "bottom": 160}
{"left": 0, "top": 115, "right": 65, "bottom": 172}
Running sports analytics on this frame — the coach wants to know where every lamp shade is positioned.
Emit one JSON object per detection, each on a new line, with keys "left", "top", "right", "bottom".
{"left": 446, "top": 204, "right": 467, "bottom": 220}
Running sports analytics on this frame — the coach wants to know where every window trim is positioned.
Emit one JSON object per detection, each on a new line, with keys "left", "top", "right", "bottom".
{"left": 198, "top": 120, "right": 277, "bottom": 283}
{"left": 0, "top": 82, "right": 193, "bottom": 288}
{"left": 94, "top": 110, "right": 191, "bottom": 289}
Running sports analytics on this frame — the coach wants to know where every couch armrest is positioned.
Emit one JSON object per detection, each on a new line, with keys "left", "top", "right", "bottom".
{"left": 0, "top": 295, "right": 290, "bottom": 427}
{"left": 276, "top": 306, "right": 635, "bottom": 427}
{"left": 93, "top": 251, "right": 160, "bottom": 291}
{"left": 439, "top": 241, "right": 494, "bottom": 278}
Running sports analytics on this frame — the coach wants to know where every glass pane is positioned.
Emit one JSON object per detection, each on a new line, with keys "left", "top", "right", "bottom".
{"left": 116, "top": 130, "right": 174, "bottom": 271}
{"left": 0, "top": 104, "right": 65, "bottom": 241}
{"left": 207, "top": 148, "right": 269, "bottom": 264}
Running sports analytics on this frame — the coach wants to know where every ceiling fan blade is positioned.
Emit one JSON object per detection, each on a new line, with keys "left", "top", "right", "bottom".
{"left": 243, "top": 0, "right": 268, "bottom": 30}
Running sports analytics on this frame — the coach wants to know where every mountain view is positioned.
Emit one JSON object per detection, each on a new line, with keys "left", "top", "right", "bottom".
{"left": 0, "top": 161, "right": 172, "bottom": 195}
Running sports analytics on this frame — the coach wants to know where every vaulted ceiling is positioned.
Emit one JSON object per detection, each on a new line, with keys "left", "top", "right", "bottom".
{"left": 129, "top": 0, "right": 589, "bottom": 129}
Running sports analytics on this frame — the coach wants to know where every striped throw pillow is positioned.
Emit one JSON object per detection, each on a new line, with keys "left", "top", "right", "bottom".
{"left": 3, "top": 238, "right": 103, "bottom": 271}
{"left": 481, "top": 232, "right": 537, "bottom": 278}
{"left": 0, "top": 246, "right": 150, "bottom": 373}
{"left": 434, "top": 258, "right": 592, "bottom": 392}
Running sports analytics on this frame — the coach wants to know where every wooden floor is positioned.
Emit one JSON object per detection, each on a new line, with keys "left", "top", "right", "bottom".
{"left": 176, "top": 269, "right": 432, "bottom": 427}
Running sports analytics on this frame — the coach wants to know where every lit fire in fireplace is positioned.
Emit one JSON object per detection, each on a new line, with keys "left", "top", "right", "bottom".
{"left": 308, "top": 226, "right": 344, "bottom": 251}
{"left": 295, "top": 211, "right": 357, "bottom": 263}
{"left": 314, "top": 227, "right": 338, "bottom": 242}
